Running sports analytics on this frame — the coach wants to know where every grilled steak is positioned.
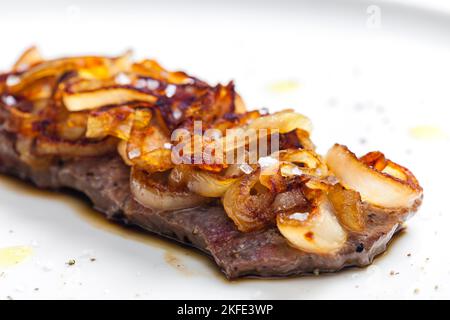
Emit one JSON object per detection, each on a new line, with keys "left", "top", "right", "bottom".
{"left": 0, "top": 129, "right": 417, "bottom": 279}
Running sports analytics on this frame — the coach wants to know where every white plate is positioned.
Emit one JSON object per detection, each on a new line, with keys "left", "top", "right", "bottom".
{"left": 0, "top": 0, "right": 449, "bottom": 299}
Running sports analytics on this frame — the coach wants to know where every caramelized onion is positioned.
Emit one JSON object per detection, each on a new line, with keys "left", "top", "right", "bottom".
{"left": 247, "top": 110, "right": 312, "bottom": 134}
{"left": 13, "top": 46, "right": 43, "bottom": 72}
{"left": 9, "top": 54, "right": 131, "bottom": 93}
{"left": 328, "top": 184, "right": 365, "bottom": 232}
{"left": 63, "top": 88, "right": 157, "bottom": 112}
{"left": 222, "top": 171, "right": 275, "bottom": 232}
{"left": 326, "top": 144, "right": 422, "bottom": 208}
{"left": 35, "top": 136, "right": 117, "bottom": 157}
{"left": 117, "top": 140, "right": 133, "bottom": 165}
{"left": 168, "top": 165, "right": 236, "bottom": 197}
{"left": 130, "top": 167, "right": 208, "bottom": 211}
{"left": 187, "top": 170, "right": 237, "bottom": 197}
{"left": 86, "top": 106, "right": 134, "bottom": 140}
{"left": 277, "top": 195, "right": 347, "bottom": 254}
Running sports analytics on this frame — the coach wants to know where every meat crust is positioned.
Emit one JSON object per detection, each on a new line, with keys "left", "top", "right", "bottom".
{"left": 0, "top": 130, "right": 419, "bottom": 279}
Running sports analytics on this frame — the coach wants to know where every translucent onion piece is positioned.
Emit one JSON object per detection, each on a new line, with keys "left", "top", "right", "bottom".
{"left": 63, "top": 88, "right": 157, "bottom": 112}
{"left": 277, "top": 195, "right": 347, "bottom": 254}
{"left": 247, "top": 110, "right": 312, "bottom": 134}
{"left": 222, "top": 172, "right": 275, "bottom": 232}
{"left": 278, "top": 149, "right": 328, "bottom": 177}
{"left": 15, "top": 136, "right": 52, "bottom": 169}
{"left": 326, "top": 144, "right": 422, "bottom": 208}
{"left": 56, "top": 112, "right": 88, "bottom": 141}
{"left": 35, "top": 136, "right": 117, "bottom": 157}
{"left": 117, "top": 140, "right": 133, "bottom": 165}
{"left": 258, "top": 149, "right": 328, "bottom": 192}
{"left": 131, "top": 59, "right": 195, "bottom": 85}
{"left": 186, "top": 170, "right": 238, "bottom": 197}
{"left": 130, "top": 167, "right": 208, "bottom": 211}
{"left": 9, "top": 54, "right": 131, "bottom": 93}
{"left": 13, "top": 46, "right": 43, "bottom": 72}
{"left": 234, "top": 93, "right": 246, "bottom": 114}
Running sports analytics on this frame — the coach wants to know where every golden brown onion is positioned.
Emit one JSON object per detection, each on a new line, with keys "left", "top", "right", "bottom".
{"left": 35, "top": 136, "right": 117, "bottom": 157}
{"left": 117, "top": 140, "right": 133, "bottom": 165}
{"left": 326, "top": 144, "right": 422, "bottom": 208}
{"left": 13, "top": 46, "right": 44, "bottom": 72}
{"left": 86, "top": 106, "right": 135, "bottom": 140}
{"left": 63, "top": 88, "right": 157, "bottom": 112}
{"left": 9, "top": 53, "right": 131, "bottom": 93}
{"left": 187, "top": 170, "right": 237, "bottom": 197}
{"left": 130, "top": 167, "right": 208, "bottom": 211}
{"left": 247, "top": 110, "right": 312, "bottom": 134}
{"left": 327, "top": 184, "right": 365, "bottom": 232}
{"left": 222, "top": 171, "right": 275, "bottom": 232}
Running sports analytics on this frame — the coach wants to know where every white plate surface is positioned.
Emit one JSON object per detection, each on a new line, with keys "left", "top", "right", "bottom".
{"left": 0, "top": 0, "right": 449, "bottom": 299}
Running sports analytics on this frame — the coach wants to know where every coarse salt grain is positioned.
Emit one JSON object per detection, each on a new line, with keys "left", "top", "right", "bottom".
{"left": 163, "top": 143, "right": 172, "bottom": 150}
{"left": 2, "top": 95, "right": 17, "bottom": 106}
{"left": 239, "top": 163, "right": 254, "bottom": 174}
{"left": 115, "top": 73, "right": 131, "bottom": 85}
{"left": 6, "top": 75, "right": 20, "bottom": 87}
{"left": 289, "top": 212, "right": 309, "bottom": 222}
{"left": 128, "top": 149, "right": 141, "bottom": 159}
{"left": 257, "top": 156, "right": 278, "bottom": 169}
{"left": 165, "top": 84, "right": 177, "bottom": 98}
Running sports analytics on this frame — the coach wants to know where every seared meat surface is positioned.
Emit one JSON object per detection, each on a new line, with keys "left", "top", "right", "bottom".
{"left": 0, "top": 130, "right": 415, "bottom": 278}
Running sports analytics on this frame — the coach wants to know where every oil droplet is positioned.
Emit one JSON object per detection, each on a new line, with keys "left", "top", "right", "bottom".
{"left": 0, "top": 246, "right": 33, "bottom": 267}
{"left": 409, "top": 125, "right": 447, "bottom": 140}
{"left": 268, "top": 80, "right": 300, "bottom": 93}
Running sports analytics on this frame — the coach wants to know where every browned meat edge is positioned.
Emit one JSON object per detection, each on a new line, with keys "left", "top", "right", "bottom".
{"left": 0, "top": 130, "right": 420, "bottom": 279}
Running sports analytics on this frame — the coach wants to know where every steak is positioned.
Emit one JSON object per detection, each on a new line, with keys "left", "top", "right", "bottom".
{"left": 0, "top": 130, "right": 417, "bottom": 279}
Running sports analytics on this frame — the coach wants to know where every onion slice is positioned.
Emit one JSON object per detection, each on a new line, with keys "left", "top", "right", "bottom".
{"left": 187, "top": 170, "right": 237, "bottom": 197}
{"left": 13, "top": 46, "right": 43, "bottom": 72}
{"left": 35, "top": 136, "right": 117, "bottom": 157}
{"left": 222, "top": 172, "right": 275, "bottom": 232}
{"left": 328, "top": 184, "right": 365, "bottom": 232}
{"left": 247, "top": 110, "right": 312, "bottom": 134}
{"left": 277, "top": 195, "right": 347, "bottom": 254}
{"left": 130, "top": 167, "right": 208, "bottom": 211}
{"left": 63, "top": 88, "right": 157, "bottom": 112}
{"left": 9, "top": 54, "right": 131, "bottom": 93}
{"left": 326, "top": 144, "right": 422, "bottom": 208}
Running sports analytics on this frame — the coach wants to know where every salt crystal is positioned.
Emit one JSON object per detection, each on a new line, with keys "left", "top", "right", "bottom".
{"left": 146, "top": 79, "right": 159, "bottom": 91}
{"left": 289, "top": 212, "right": 309, "bottom": 222}
{"left": 239, "top": 163, "right": 254, "bottom": 174}
{"left": 135, "top": 79, "right": 148, "bottom": 89}
{"left": 260, "top": 107, "right": 269, "bottom": 115}
{"left": 128, "top": 149, "right": 141, "bottom": 159}
{"left": 2, "top": 95, "right": 17, "bottom": 106}
{"left": 163, "top": 143, "right": 172, "bottom": 150}
{"left": 258, "top": 156, "right": 278, "bottom": 169}
{"left": 165, "top": 84, "right": 177, "bottom": 98}
{"left": 6, "top": 75, "right": 20, "bottom": 87}
{"left": 172, "top": 108, "right": 182, "bottom": 120}
{"left": 115, "top": 73, "right": 131, "bottom": 85}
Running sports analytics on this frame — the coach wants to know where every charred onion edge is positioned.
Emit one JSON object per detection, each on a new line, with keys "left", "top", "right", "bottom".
{"left": 326, "top": 144, "right": 422, "bottom": 209}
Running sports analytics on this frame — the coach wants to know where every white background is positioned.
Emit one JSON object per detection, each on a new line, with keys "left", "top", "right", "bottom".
{"left": 0, "top": 0, "right": 449, "bottom": 299}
